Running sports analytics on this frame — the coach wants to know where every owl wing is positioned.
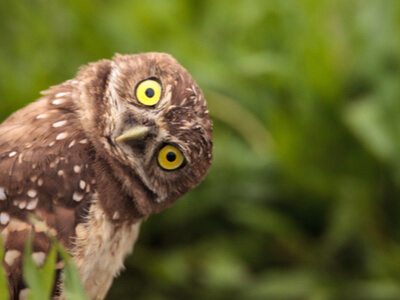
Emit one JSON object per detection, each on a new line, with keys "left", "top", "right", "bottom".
{"left": 0, "top": 90, "right": 96, "bottom": 298}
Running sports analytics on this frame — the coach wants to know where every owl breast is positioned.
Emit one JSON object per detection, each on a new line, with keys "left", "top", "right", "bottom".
{"left": 67, "top": 194, "right": 141, "bottom": 299}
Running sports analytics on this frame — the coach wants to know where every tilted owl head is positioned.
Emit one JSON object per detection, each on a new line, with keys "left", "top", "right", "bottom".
{"left": 76, "top": 53, "right": 212, "bottom": 217}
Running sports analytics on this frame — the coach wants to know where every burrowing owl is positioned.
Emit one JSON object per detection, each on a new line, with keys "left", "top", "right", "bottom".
{"left": 0, "top": 53, "right": 212, "bottom": 299}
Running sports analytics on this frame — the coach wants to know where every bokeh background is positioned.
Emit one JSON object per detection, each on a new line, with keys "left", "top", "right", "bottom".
{"left": 1, "top": 1, "right": 400, "bottom": 299}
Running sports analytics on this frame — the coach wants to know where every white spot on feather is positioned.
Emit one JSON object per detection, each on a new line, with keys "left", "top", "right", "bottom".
{"left": 58, "top": 170, "right": 65, "bottom": 177}
{"left": 0, "top": 212, "right": 10, "bottom": 225}
{"left": 37, "top": 178, "right": 44, "bottom": 186}
{"left": 4, "top": 250, "right": 21, "bottom": 266}
{"left": 74, "top": 165, "right": 82, "bottom": 173}
{"left": 18, "top": 201, "right": 27, "bottom": 209}
{"left": 55, "top": 92, "right": 70, "bottom": 98}
{"left": 79, "top": 180, "right": 86, "bottom": 190}
{"left": 36, "top": 114, "right": 48, "bottom": 120}
{"left": 79, "top": 139, "right": 88, "bottom": 144}
{"left": 52, "top": 99, "right": 65, "bottom": 105}
{"left": 53, "top": 120, "right": 67, "bottom": 128}
{"left": 27, "top": 189, "right": 37, "bottom": 198}
{"left": 32, "top": 252, "right": 46, "bottom": 266}
{"left": 27, "top": 198, "right": 39, "bottom": 210}
{"left": 56, "top": 132, "right": 68, "bottom": 140}
{"left": 112, "top": 212, "right": 120, "bottom": 220}
{"left": 56, "top": 261, "right": 65, "bottom": 270}
{"left": 68, "top": 140, "right": 76, "bottom": 148}
{"left": 73, "top": 192, "right": 84, "bottom": 202}
{"left": 19, "top": 289, "right": 30, "bottom": 300}
{"left": 0, "top": 187, "right": 6, "bottom": 200}
{"left": 9, "top": 151, "right": 17, "bottom": 158}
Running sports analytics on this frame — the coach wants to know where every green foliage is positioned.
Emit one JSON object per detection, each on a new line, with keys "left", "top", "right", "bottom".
{"left": 58, "top": 245, "right": 88, "bottom": 300}
{"left": 23, "top": 237, "right": 57, "bottom": 300}
{"left": 0, "top": 238, "right": 9, "bottom": 300}
{"left": 1, "top": 0, "right": 400, "bottom": 299}
{"left": 0, "top": 237, "right": 87, "bottom": 299}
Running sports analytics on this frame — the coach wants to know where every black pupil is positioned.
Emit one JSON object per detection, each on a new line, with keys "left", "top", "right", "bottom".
{"left": 166, "top": 151, "right": 176, "bottom": 162}
{"left": 145, "top": 88, "right": 155, "bottom": 98}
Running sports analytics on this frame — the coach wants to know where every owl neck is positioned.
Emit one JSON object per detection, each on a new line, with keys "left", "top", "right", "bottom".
{"left": 92, "top": 153, "right": 153, "bottom": 224}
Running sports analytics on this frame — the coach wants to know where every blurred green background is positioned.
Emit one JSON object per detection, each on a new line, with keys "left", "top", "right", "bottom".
{"left": 1, "top": 0, "right": 400, "bottom": 299}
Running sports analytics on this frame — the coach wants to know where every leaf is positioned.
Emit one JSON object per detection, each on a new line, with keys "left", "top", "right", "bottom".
{"left": 23, "top": 236, "right": 56, "bottom": 300}
{"left": 0, "top": 237, "right": 9, "bottom": 300}
{"left": 58, "top": 245, "right": 88, "bottom": 300}
{"left": 344, "top": 98, "right": 397, "bottom": 162}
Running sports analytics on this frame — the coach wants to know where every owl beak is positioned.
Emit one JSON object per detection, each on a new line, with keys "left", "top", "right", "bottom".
{"left": 115, "top": 125, "right": 151, "bottom": 143}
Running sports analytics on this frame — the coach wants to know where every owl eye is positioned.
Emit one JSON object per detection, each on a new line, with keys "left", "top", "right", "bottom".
{"left": 157, "top": 145, "right": 185, "bottom": 171}
{"left": 135, "top": 79, "right": 162, "bottom": 106}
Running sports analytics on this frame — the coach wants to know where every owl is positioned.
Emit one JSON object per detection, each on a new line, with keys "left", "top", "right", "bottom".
{"left": 0, "top": 53, "right": 212, "bottom": 299}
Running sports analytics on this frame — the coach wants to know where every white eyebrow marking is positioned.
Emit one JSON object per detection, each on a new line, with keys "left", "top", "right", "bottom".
{"left": 53, "top": 120, "right": 67, "bottom": 128}
{"left": 56, "top": 132, "right": 68, "bottom": 140}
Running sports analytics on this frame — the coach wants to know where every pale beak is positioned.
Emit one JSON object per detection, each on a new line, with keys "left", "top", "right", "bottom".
{"left": 115, "top": 125, "right": 151, "bottom": 143}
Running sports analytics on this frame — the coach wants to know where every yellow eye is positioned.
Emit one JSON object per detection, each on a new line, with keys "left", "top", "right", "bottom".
{"left": 158, "top": 145, "right": 185, "bottom": 171}
{"left": 135, "top": 79, "right": 162, "bottom": 106}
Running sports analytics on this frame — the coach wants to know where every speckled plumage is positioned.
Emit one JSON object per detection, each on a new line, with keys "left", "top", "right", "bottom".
{"left": 0, "top": 53, "right": 212, "bottom": 299}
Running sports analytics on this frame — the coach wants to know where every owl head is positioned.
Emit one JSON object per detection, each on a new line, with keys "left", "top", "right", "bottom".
{"left": 76, "top": 53, "right": 212, "bottom": 218}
